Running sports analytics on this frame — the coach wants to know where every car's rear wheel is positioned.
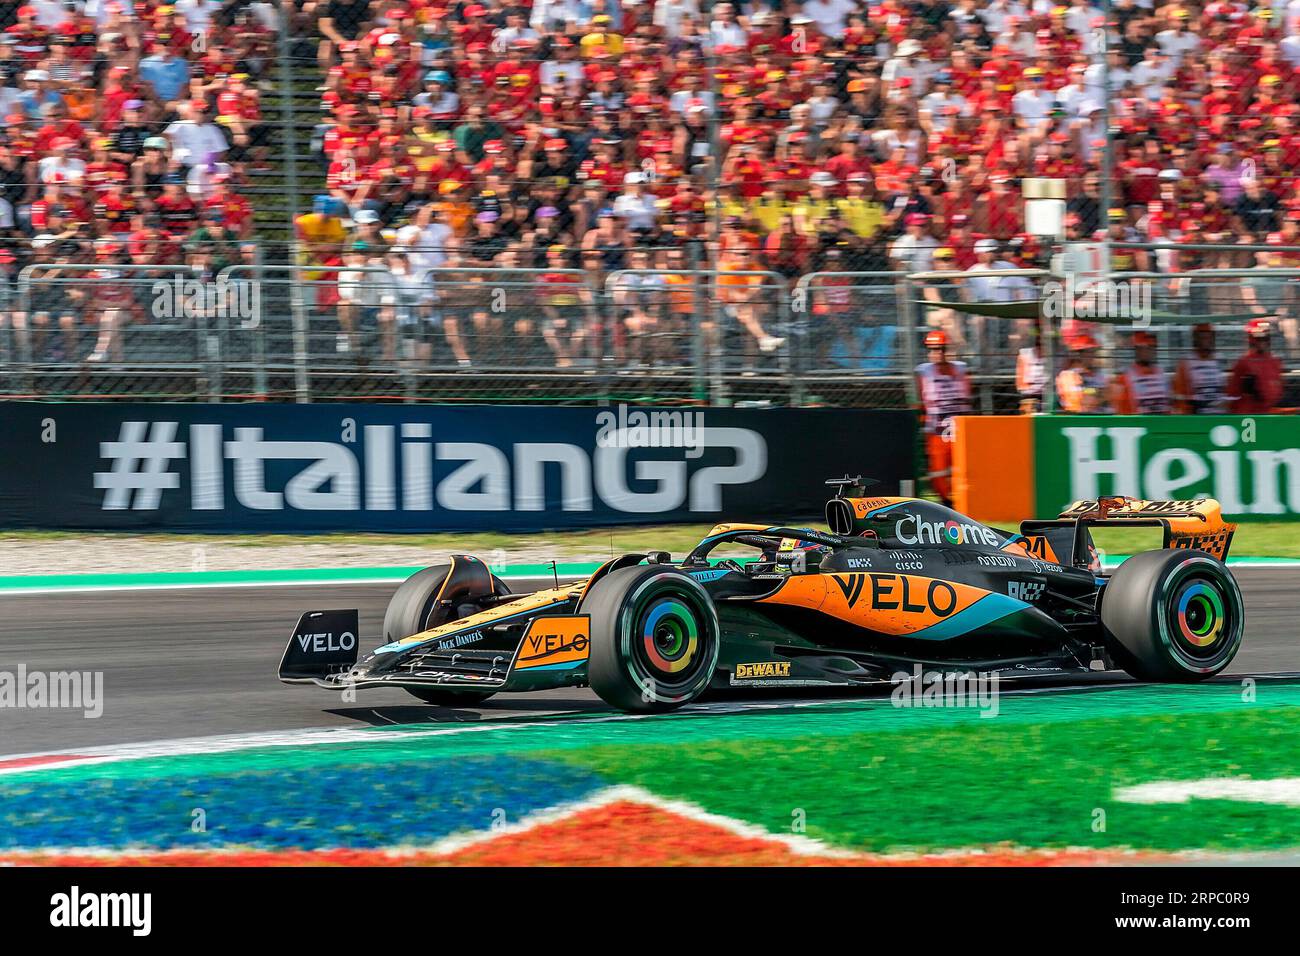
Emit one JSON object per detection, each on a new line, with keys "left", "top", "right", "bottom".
{"left": 582, "top": 566, "right": 720, "bottom": 713}
{"left": 383, "top": 556, "right": 506, "bottom": 706}
{"left": 1101, "top": 549, "right": 1244, "bottom": 682}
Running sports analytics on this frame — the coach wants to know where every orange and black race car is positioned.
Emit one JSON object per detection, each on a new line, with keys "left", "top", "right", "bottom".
{"left": 278, "top": 478, "right": 1245, "bottom": 713}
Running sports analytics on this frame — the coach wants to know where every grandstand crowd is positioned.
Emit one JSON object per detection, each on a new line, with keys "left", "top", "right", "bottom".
{"left": 0, "top": 0, "right": 1299, "bottom": 378}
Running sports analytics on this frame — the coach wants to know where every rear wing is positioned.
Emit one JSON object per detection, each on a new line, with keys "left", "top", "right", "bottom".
{"left": 1021, "top": 496, "right": 1236, "bottom": 566}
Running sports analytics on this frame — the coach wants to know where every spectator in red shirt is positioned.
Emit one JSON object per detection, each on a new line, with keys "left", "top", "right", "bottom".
{"left": 1228, "top": 319, "right": 1286, "bottom": 412}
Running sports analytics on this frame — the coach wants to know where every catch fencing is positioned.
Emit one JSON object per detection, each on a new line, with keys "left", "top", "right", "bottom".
{"left": 2, "top": 263, "right": 1298, "bottom": 406}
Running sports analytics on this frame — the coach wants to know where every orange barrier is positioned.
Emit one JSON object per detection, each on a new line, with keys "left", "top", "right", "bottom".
{"left": 952, "top": 416, "right": 1035, "bottom": 525}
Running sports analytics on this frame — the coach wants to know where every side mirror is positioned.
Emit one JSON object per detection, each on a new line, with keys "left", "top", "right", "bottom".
{"left": 647, "top": 550, "right": 672, "bottom": 565}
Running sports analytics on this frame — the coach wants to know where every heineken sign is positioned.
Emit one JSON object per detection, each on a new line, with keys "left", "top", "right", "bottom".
{"left": 1035, "top": 416, "right": 1300, "bottom": 520}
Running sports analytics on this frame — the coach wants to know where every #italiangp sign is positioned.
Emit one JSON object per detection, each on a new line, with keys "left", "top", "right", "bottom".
{"left": 1034, "top": 416, "right": 1300, "bottom": 520}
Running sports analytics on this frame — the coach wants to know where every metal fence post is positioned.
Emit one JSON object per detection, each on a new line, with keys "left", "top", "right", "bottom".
{"left": 288, "top": 245, "right": 311, "bottom": 403}
{"left": 687, "top": 243, "right": 707, "bottom": 403}
{"left": 899, "top": 276, "right": 917, "bottom": 405}
{"left": 251, "top": 245, "right": 267, "bottom": 401}
{"left": 785, "top": 274, "right": 803, "bottom": 406}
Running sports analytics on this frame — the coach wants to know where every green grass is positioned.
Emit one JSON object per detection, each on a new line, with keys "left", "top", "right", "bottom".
{"left": 0, "top": 524, "right": 727, "bottom": 558}
{"left": 557, "top": 701, "right": 1300, "bottom": 853}
{"left": 1089, "top": 522, "right": 1297, "bottom": 559}
{"left": 9, "top": 683, "right": 1300, "bottom": 854}
{"left": 1, "top": 519, "right": 1296, "bottom": 559}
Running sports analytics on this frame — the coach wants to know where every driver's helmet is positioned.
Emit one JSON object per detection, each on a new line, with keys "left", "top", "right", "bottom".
{"left": 776, "top": 530, "right": 831, "bottom": 567}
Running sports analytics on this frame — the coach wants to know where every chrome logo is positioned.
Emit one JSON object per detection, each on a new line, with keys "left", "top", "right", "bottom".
{"left": 1177, "top": 581, "right": 1225, "bottom": 647}
{"left": 640, "top": 599, "right": 700, "bottom": 674}
{"left": 943, "top": 521, "right": 964, "bottom": 544}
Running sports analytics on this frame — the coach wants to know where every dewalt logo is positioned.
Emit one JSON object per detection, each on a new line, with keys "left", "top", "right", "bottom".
{"left": 735, "top": 661, "right": 791, "bottom": 679}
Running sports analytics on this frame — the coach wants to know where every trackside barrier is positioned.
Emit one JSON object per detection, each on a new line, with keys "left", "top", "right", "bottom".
{"left": 5, "top": 263, "right": 1300, "bottom": 406}
{"left": 603, "top": 268, "right": 788, "bottom": 405}
{"left": 792, "top": 271, "right": 909, "bottom": 406}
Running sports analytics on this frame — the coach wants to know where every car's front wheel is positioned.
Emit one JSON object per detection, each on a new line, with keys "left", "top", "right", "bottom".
{"left": 383, "top": 556, "right": 505, "bottom": 706}
{"left": 581, "top": 566, "right": 720, "bottom": 713}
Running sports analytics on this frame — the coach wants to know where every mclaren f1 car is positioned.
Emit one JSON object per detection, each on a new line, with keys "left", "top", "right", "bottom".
{"left": 278, "top": 479, "right": 1245, "bottom": 712}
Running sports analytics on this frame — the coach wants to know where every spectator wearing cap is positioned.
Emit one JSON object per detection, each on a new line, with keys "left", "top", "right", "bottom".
{"left": 890, "top": 213, "right": 937, "bottom": 273}
{"left": 36, "top": 137, "right": 85, "bottom": 188}
{"left": 538, "top": 243, "right": 588, "bottom": 368}
{"left": 919, "top": 72, "right": 967, "bottom": 134}
{"left": 972, "top": 174, "right": 1023, "bottom": 240}
{"left": 351, "top": 207, "right": 389, "bottom": 256}
{"left": 962, "top": 236, "right": 1034, "bottom": 347}
{"left": 415, "top": 71, "right": 460, "bottom": 118}
{"left": 1155, "top": 8, "right": 1200, "bottom": 65}
{"left": 18, "top": 69, "right": 61, "bottom": 119}
{"left": 915, "top": 329, "right": 971, "bottom": 506}
{"left": 110, "top": 101, "right": 151, "bottom": 164}
{"left": 1015, "top": 322, "right": 1047, "bottom": 414}
{"left": 1111, "top": 330, "right": 1172, "bottom": 414}
{"left": 1229, "top": 319, "right": 1285, "bottom": 413}
{"left": 466, "top": 208, "right": 507, "bottom": 265}
{"left": 538, "top": 36, "right": 584, "bottom": 90}
{"left": 1057, "top": 334, "right": 1111, "bottom": 414}
{"left": 296, "top": 195, "right": 347, "bottom": 275}
{"left": 336, "top": 239, "right": 383, "bottom": 358}
{"left": 580, "top": 14, "right": 623, "bottom": 57}
{"left": 791, "top": 172, "right": 838, "bottom": 236}
{"left": 133, "top": 137, "right": 172, "bottom": 197}
{"left": 1012, "top": 67, "right": 1055, "bottom": 137}
{"left": 1202, "top": 146, "right": 1249, "bottom": 206}
{"left": 612, "top": 171, "right": 657, "bottom": 232}
{"left": 615, "top": 246, "right": 671, "bottom": 367}
{"left": 718, "top": 239, "right": 785, "bottom": 363}
{"left": 1173, "top": 323, "right": 1229, "bottom": 414}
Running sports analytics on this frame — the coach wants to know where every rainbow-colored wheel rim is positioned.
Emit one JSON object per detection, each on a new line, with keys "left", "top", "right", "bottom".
{"left": 1176, "top": 581, "right": 1225, "bottom": 649}
{"left": 638, "top": 598, "right": 701, "bottom": 675}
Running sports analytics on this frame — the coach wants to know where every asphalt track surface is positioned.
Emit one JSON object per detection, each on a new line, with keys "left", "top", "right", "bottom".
{"left": 0, "top": 569, "right": 1297, "bottom": 755}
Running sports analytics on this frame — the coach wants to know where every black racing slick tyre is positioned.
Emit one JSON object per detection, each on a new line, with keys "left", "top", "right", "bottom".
{"left": 1101, "top": 549, "right": 1244, "bottom": 682}
{"left": 582, "top": 566, "right": 720, "bottom": 713}
{"left": 383, "top": 556, "right": 507, "bottom": 706}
